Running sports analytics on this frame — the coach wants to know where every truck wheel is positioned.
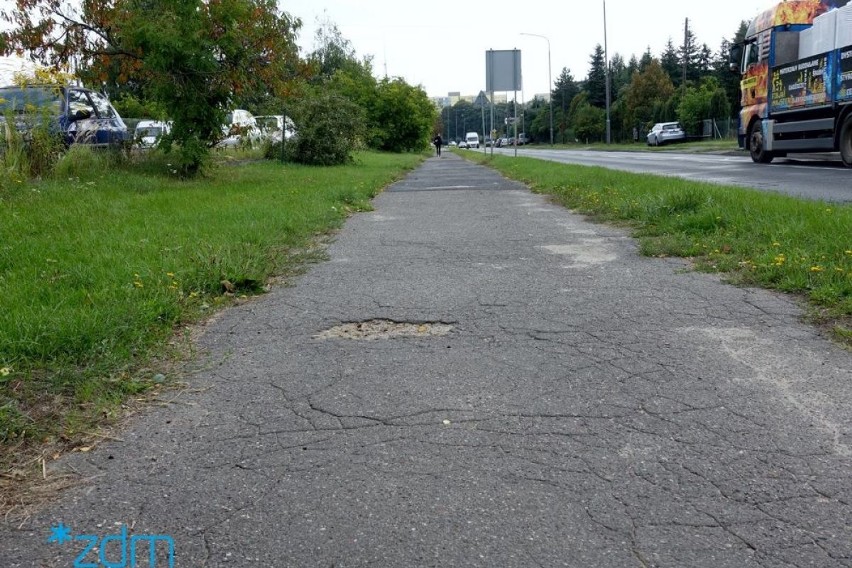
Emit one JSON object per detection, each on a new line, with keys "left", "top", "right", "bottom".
{"left": 840, "top": 116, "right": 852, "bottom": 168}
{"left": 748, "top": 121, "right": 774, "bottom": 164}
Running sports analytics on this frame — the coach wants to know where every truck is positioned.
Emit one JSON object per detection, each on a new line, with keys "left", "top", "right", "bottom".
{"left": 731, "top": 0, "right": 852, "bottom": 167}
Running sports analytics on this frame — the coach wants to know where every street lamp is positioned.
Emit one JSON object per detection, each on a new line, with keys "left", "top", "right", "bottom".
{"left": 520, "top": 32, "right": 553, "bottom": 146}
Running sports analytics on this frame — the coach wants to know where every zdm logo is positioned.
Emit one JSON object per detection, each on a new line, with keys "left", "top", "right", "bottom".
{"left": 48, "top": 523, "right": 175, "bottom": 568}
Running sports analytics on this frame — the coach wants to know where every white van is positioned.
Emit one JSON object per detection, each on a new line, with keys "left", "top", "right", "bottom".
{"left": 465, "top": 132, "right": 480, "bottom": 149}
{"left": 134, "top": 120, "right": 171, "bottom": 149}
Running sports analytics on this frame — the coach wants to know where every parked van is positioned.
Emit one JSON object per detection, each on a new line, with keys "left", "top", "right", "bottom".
{"left": 465, "top": 132, "right": 480, "bottom": 149}
{"left": 134, "top": 120, "right": 171, "bottom": 149}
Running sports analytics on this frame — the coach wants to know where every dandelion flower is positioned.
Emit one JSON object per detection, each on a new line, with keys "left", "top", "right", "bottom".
{"left": 0, "top": 367, "right": 11, "bottom": 377}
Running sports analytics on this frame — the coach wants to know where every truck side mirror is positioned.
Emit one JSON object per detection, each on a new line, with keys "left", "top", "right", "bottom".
{"left": 729, "top": 44, "right": 743, "bottom": 73}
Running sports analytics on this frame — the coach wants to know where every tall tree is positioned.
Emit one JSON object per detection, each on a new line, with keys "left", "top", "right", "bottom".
{"left": 585, "top": 44, "right": 607, "bottom": 108}
{"left": 552, "top": 67, "right": 579, "bottom": 143}
{"left": 609, "top": 53, "right": 630, "bottom": 104}
{"left": 627, "top": 55, "right": 640, "bottom": 78}
{"left": 624, "top": 59, "right": 675, "bottom": 130}
{"left": 660, "top": 38, "right": 681, "bottom": 87}
{"left": 713, "top": 20, "right": 750, "bottom": 118}
{"left": 308, "top": 17, "right": 362, "bottom": 82}
{"left": 680, "top": 27, "right": 701, "bottom": 85}
{"left": 639, "top": 48, "right": 654, "bottom": 72}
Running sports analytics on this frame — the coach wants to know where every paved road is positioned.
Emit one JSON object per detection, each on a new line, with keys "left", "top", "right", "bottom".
{"left": 489, "top": 147, "right": 852, "bottom": 202}
{"left": 3, "top": 154, "right": 852, "bottom": 567}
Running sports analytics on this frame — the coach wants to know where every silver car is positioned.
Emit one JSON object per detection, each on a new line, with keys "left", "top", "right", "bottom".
{"left": 647, "top": 122, "right": 685, "bottom": 146}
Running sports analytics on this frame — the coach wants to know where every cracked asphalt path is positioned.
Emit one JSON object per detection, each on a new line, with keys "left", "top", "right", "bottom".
{"left": 3, "top": 153, "right": 852, "bottom": 567}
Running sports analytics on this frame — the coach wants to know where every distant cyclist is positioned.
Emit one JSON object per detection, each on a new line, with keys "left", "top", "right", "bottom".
{"left": 433, "top": 134, "right": 443, "bottom": 157}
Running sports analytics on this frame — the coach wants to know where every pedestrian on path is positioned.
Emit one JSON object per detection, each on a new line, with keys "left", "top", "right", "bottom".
{"left": 433, "top": 134, "right": 443, "bottom": 157}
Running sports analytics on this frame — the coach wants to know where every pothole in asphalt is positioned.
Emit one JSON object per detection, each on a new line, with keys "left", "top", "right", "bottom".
{"left": 315, "top": 319, "right": 454, "bottom": 340}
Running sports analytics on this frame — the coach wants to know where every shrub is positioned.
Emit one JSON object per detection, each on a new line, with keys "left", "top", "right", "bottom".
{"left": 278, "top": 91, "right": 364, "bottom": 166}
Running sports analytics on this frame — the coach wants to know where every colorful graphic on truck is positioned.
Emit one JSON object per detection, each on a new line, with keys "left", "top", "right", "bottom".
{"left": 748, "top": 0, "right": 850, "bottom": 35}
{"left": 839, "top": 47, "right": 852, "bottom": 101}
{"left": 771, "top": 54, "right": 830, "bottom": 111}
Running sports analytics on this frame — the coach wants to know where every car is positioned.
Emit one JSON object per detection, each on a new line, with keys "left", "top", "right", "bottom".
{"left": 647, "top": 122, "right": 685, "bottom": 146}
{"left": 218, "top": 109, "right": 262, "bottom": 148}
{"left": 516, "top": 133, "right": 529, "bottom": 145}
{"left": 457, "top": 140, "right": 469, "bottom": 149}
{"left": 497, "top": 137, "right": 509, "bottom": 147}
{"left": 134, "top": 120, "right": 171, "bottom": 149}
{"left": 0, "top": 84, "right": 128, "bottom": 147}
{"left": 448, "top": 140, "right": 457, "bottom": 147}
{"left": 255, "top": 115, "right": 296, "bottom": 143}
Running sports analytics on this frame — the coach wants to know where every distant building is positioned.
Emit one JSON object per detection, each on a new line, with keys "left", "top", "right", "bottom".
{"left": 431, "top": 91, "right": 511, "bottom": 107}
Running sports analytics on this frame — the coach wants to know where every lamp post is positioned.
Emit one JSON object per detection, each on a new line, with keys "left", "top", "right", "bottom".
{"left": 520, "top": 32, "right": 553, "bottom": 146}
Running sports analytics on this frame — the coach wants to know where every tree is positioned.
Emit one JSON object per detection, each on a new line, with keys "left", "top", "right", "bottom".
{"left": 552, "top": 67, "right": 579, "bottom": 143}
{"left": 677, "top": 77, "right": 730, "bottom": 135}
{"left": 713, "top": 21, "right": 750, "bottom": 118}
{"left": 679, "top": 27, "right": 701, "bottom": 85}
{"left": 281, "top": 89, "right": 363, "bottom": 166}
{"left": 2, "top": 0, "right": 303, "bottom": 175}
{"left": 368, "top": 78, "right": 436, "bottom": 152}
{"left": 609, "top": 53, "right": 630, "bottom": 105}
{"left": 307, "top": 17, "right": 367, "bottom": 83}
{"left": 624, "top": 59, "right": 675, "bottom": 131}
{"left": 639, "top": 48, "right": 654, "bottom": 72}
{"left": 585, "top": 44, "right": 607, "bottom": 108}
{"left": 573, "top": 102, "right": 606, "bottom": 143}
{"left": 660, "top": 38, "right": 681, "bottom": 87}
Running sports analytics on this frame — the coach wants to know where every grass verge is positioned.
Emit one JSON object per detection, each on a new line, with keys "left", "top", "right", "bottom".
{"left": 0, "top": 150, "right": 423, "bottom": 495}
{"left": 468, "top": 153, "right": 852, "bottom": 344}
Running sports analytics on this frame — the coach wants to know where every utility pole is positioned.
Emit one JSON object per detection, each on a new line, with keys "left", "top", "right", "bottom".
{"left": 604, "top": 0, "right": 611, "bottom": 144}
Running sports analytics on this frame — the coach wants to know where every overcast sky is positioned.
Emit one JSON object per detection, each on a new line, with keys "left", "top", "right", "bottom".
{"left": 284, "top": 0, "right": 770, "bottom": 98}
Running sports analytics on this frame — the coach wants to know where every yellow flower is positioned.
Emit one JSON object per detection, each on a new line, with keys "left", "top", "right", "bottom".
{"left": 810, "top": 266, "right": 824, "bottom": 272}
{"left": 166, "top": 272, "right": 175, "bottom": 278}
{"left": 772, "top": 242, "right": 781, "bottom": 247}
{"left": 0, "top": 367, "right": 11, "bottom": 377}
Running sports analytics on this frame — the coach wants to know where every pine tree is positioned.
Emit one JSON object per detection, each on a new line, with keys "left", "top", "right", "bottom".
{"left": 552, "top": 67, "right": 579, "bottom": 143}
{"left": 639, "top": 48, "right": 654, "bottom": 72}
{"left": 660, "top": 38, "right": 681, "bottom": 87}
{"left": 585, "top": 44, "right": 608, "bottom": 108}
{"left": 680, "top": 28, "right": 701, "bottom": 85}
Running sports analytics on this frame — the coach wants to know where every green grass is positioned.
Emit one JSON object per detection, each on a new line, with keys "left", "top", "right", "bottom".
{"left": 0, "top": 150, "right": 424, "bottom": 451}
{"left": 468, "top": 153, "right": 852, "bottom": 342}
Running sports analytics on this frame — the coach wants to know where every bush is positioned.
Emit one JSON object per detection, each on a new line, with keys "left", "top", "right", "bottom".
{"left": 276, "top": 91, "right": 364, "bottom": 166}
